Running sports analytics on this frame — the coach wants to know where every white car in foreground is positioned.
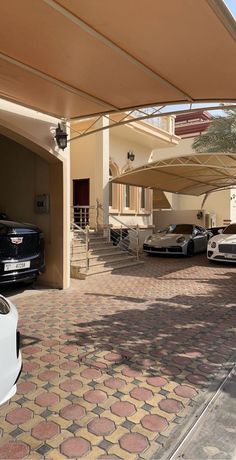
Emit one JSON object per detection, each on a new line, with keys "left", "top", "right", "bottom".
{"left": 208, "top": 223, "right": 236, "bottom": 263}
{"left": 0, "top": 295, "right": 22, "bottom": 405}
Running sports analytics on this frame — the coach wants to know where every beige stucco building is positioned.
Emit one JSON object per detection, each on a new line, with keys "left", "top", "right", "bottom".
{"left": 70, "top": 114, "right": 179, "bottom": 236}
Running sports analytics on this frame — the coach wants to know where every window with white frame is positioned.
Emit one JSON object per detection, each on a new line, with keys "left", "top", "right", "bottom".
{"left": 140, "top": 187, "right": 146, "bottom": 210}
{"left": 123, "top": 184, "right": 131, "bottom": 209}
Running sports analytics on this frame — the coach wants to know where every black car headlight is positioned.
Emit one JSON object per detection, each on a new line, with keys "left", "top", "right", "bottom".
{"left": 210, "top": 241, "right": 216, "bottom": 248}
{"left": 0, "top": 296, "right": 10, "bottom": 315}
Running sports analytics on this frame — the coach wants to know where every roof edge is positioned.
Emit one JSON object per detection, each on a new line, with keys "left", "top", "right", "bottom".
{"left": 207, "top": 0, "right": 236, "bottom": 41}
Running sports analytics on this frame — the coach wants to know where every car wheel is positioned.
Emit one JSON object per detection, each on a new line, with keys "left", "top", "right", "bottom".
{"left": 187, "top": 241, "right": 194, "bottom": 257}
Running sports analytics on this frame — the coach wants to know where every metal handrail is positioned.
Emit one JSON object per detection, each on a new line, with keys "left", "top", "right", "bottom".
{"left": 109, "top": 214, "right": 139, "bottom": 235}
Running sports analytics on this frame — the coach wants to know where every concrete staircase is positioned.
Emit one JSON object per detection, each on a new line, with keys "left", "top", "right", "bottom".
{"left": 70, "top": 232, "right": 143, "bottom": 278}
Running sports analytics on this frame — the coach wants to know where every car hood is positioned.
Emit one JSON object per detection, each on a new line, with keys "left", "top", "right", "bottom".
{"left": 209, "top": 234, "right": 236, "bottom": 245}
{"left": 0, "top": 220, "right": 41, "bottom": 236}
{"left": 146, "top": 233, "right": 190, "bottom": 245}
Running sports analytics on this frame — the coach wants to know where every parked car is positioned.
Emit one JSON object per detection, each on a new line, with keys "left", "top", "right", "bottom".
{"left": 207, "top": 226, "right": 226, "bottom": 236}
{"left": 0, "top": 220, "right": 45, "bottom": 285}
{"left": 0, "top": 295, "right": 22, "bottom": 405}
{"left": 143, "top": 223, "right": 209, "bottom": 256}
{"left": 208, "top": 223, "right": 236, "bottom": 263}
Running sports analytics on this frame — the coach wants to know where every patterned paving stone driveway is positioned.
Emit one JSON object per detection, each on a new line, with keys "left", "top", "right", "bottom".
{"left": 0, "top": 254, "right": 236, "bottom": 459}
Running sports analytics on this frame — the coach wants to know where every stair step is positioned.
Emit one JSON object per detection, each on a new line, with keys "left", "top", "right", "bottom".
{"left": 71, "top": 260, "right": 144, "bottom": 278}
{"left": 72, "top": 254, "right": 136, "bottom": 267}
{"left": 72, "top": 240, "right": 113, "bottom": 248}
{"left": 71, "top": 249, "right": 128, "bottom": 262}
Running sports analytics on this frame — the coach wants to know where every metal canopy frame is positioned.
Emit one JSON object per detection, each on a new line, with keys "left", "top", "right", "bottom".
{"left": 112, "top": 153, "right": 236, "bottom": 196}
{"left": 69, "top": 103, "right": 236, "bottom": 141}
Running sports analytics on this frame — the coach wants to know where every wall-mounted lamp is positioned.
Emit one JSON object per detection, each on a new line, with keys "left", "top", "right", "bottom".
{"left": 55, "top": 123, "right": 68, "bottom": 150}
{"left": 197, "top": 211, "right": 203, "bottom": 219}
{"left": 127, "top": 150, "right": 135, "bottom": 161}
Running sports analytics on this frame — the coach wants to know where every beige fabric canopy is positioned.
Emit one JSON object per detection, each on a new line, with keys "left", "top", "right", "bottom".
{"left": 153, "top": 190, "right": 172, "bottom": 209}
{"left": 112, "top": 154, "right": 236, "bottom": 196}
{"left": 0, "top": 0, "right": 235, "bottom": 120}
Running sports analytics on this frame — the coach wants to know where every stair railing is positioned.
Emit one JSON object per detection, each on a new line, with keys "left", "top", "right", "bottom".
{"left": 109, "top": 215, "right": 140, "bottom": 261}
{"left": 96, "top": 204, "right": 140, "bottom": 261}
{"left": 70, "top": 221, "right": 90, "bottom": 271}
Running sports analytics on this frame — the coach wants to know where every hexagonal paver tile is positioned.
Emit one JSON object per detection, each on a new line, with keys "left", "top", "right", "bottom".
{"left": 121, "top": 367, "right": 141, "bottom": 378}
{"left": 60, "top": 344, "right": 78, "bottom": 354}
{"left": 174, "top": 385, "right": 198, "bottom": 398}
{"left": 104, "top": 377, "right": 125, "bottom": 389}
{"left": 104, "top": 352, "right": 122, "bottom": 362}
{"left": 80, "top": 368, "right": 102, "bottom": 379}
{"left": 23, "top": 346, "right": 41, "bottom": 354}
{"left": 59, "top": 379, "right": 82, "bottom": 392}
{"left": 17, "top": 381, "right": 36, "bottom": 395}
{"left": 40, "top": 353, "right": 59, "bottom": 363}
{"left": 197, "top": 363, "right": 216, "bottom": 374}
{"left": 88, "top": 417, "right": 115, "bottom": 436}
{"left": 6, "top": 407, "right": 32, "bottom": 425}
{"left": 84, "top": 389, "right": 107, "bottom": 404}
{"left": 137, "top": 358, "right": 155, "bottom": 368}
{"left": 173, "top": 356, "right": 192, "bottom": 366}
{"left": 161, "top": 366, "right": 181, "bottom": 376}
{"left": 60, "top": 404, "right": 85, "bottom": 421}
{"left": 0, "top": 441, "right": 29, "bottom": 459}
{"left": 130, "top": 387, "right": 153, "bottom": 401}
{"left": 111, "top": 401, "right": 136, "bottom": 417}
{"left": 119, "top": 433, "right": 149, "bottom": 453}
{"left": 141, "top": 414, "right": 168, "bottom": 432}
{"left": 38, "top": 370, "right": 59, "bottom": 382}
{"left": 32, "top": 421, "right": 59, "bottom": 440}
{"left": 23, "top": 361, "right": 40, "bottom": 372}
{"left": 146, "top": 376, "right": 167, "bottom": 387}
{"left": 187, "top": 374, "right": 209, "bottom": 385}
{"left": 35, "top": 392, "right": 59, "bottom": 407}
{"left": 60, "top": 437, "right": 90, "bottom": 458}
{"left": 59, "top": 360, "right": 78, "bottom": 371}
{"left": 159, "top": 398, "right": 183, "bottom": 414}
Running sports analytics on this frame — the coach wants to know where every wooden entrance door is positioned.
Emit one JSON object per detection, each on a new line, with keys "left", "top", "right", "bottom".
{"left": 73, "top": 179, "right": 90, "bottom": 228}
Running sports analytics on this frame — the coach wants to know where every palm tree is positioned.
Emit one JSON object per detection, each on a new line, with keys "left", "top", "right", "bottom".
{"left": 192, "top": 108, "right": 236, "bottom": 153}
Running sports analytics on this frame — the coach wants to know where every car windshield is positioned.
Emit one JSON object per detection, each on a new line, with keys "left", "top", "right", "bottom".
{"left": 167, "top": 224, "right": 193, "bottom": 234}
{"left": 223, "top": 224, "right": 236, "bottom": 234}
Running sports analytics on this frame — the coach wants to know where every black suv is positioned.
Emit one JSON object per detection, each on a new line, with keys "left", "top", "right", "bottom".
{"left": 0, "top": 220, "right": 45, "bottom": 285}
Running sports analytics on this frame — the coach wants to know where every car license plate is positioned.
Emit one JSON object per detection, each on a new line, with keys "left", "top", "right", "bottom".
{"left": 4, "top": 261, "right": 30, "bottom": 271}
{"left": 226, "top": 254, "right": 236, "bottom": 259}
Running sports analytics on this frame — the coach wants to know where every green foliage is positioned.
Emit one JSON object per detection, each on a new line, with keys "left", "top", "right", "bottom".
{"left": 192, "top": 108, "right": 236, "bottom": 153}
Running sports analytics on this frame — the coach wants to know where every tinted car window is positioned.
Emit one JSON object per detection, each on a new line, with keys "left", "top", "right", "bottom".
{"left": 167, "top": 224, "right": 193, "bottom": 234}
{"left": 223, "top": 224, "right": 236, "bottom": 234}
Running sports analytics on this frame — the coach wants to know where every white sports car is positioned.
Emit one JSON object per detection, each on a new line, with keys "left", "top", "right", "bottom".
{"left": 0, "top": 295, "right": 22, "bottom": 405}
{"left": 143, "top": 224, "right": 209, "bottom": 256}
{"left": 208, "top": 223, "right": 236, "bottom": 263}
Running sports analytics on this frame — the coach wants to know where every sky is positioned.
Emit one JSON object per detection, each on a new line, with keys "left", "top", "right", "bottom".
{"left": 224, "top": 0, "right": 236, "bottom": 18}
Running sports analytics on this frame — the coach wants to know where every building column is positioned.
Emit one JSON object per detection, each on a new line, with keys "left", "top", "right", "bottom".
{"left": 95, "top": 117, "right": 109, "bottom": 226}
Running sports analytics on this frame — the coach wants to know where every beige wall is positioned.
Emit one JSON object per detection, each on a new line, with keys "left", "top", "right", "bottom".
{"left": 0, "top": 135, "right": 65, "bottom": 288}
{"left": 153, "top": 209, "right": 212, "bottom": 229}
{"left": 153, "top": 137, "right": 231, "bottom": 227}
{"left": 171, "top": 190, "right": 230, "bottom": 226}
{"left": 0, "top": 99, "right": 71, "bottom": 289}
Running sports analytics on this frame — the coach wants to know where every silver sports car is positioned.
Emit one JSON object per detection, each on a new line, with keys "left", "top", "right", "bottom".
{"left": 143, "top": 224, "right": 209, "bottom": 256}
